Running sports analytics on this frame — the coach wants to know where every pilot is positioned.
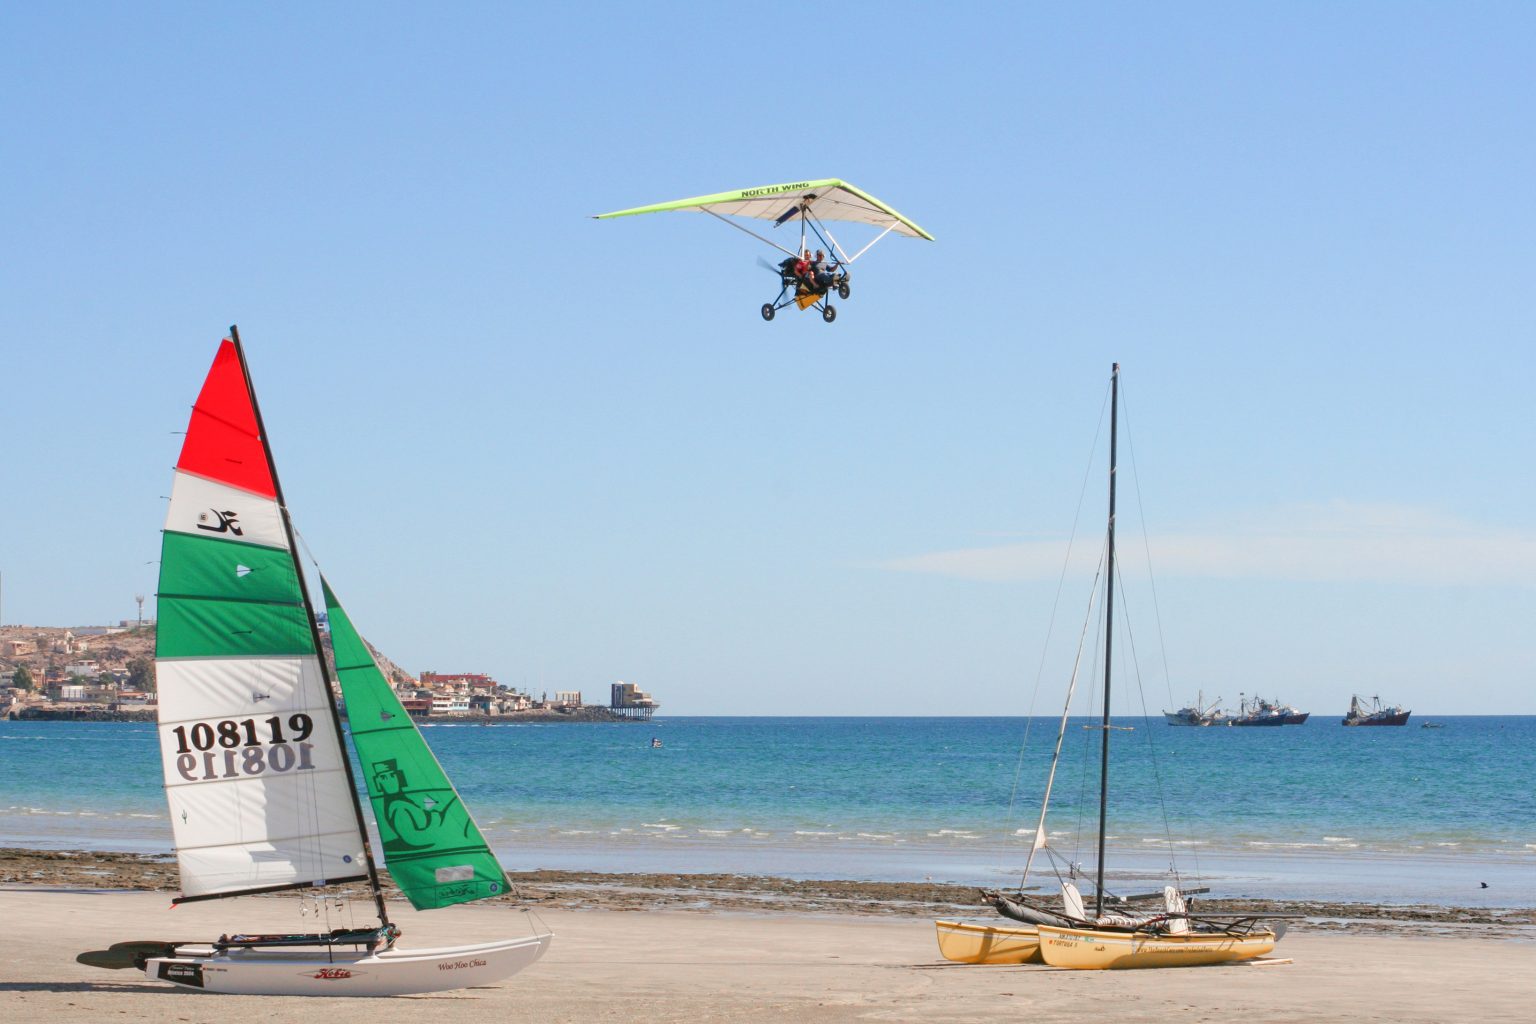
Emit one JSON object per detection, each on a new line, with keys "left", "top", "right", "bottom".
{"left": 812, "top": 249, "right": 836, "bottom": 290}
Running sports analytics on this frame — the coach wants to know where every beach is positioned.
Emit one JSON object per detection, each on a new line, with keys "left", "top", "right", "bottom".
{"left": 2, "top": 883, "right": 1530, "bottom": 1024}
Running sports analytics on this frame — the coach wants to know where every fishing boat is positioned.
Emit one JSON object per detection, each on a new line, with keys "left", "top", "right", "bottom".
{"left": 938, "top": 364, "right": 1287, "bottom": 970}
{"left": 77, "top": 330, "right": 551, "bottom": 995}
{"left": 1229, "top": 695, "right": 1309, "bottom": 727}
{"left": 1163, "top": 692, "right": 1228, "bottom": 727}
{"left": 1342, "top": 694, "right": 1411, "bottom": 726}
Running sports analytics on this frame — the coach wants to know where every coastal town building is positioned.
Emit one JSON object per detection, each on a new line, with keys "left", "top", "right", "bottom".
{"left": 610, "top": 681, "right": 659, "bottom": 720}
{"left": 4, "top": 623, "right": 663, "bottom": 723}
{"left": 398, "top": 697, "right": 432, "bottom": 718}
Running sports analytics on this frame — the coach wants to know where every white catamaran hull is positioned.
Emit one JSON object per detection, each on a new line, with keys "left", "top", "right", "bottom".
{"left": 143, "top": 933, "right": 552, "bottom": 996}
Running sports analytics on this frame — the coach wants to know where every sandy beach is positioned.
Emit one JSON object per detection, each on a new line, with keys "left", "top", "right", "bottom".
{"left": 2, "top": 861, "right": 1531, "bottom": 1023}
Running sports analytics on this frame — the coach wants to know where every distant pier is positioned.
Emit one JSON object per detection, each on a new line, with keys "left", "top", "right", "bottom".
{"left": 610, "top": 681, "right": 659, "bottom": 721}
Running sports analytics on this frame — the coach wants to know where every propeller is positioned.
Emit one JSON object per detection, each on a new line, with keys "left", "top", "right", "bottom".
{"left": 756, "top": 256, "right": 784, "bottom": 275}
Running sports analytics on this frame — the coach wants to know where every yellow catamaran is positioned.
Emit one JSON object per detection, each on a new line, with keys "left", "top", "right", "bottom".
{"left": 937, "top": 364, "right": 1289, "bottom": 970}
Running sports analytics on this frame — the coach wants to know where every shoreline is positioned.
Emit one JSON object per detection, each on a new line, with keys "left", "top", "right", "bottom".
{"left": 5, "top": 823, "right": 1532, "bottom": 909}
{"left": 3, "top": 848, "right": 1531, "bottom": 940}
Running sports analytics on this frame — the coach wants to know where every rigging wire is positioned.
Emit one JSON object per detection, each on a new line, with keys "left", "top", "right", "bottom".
{"left": 1111, "top": 558, "right": 1198, "bottom": 890}
{"left": 1069, "top": 593, "right": 1106, "bottom": 884}
{"left": 1017, "top": 540, "right": 1106, "bottom": 890}
{"left": 1118, "top": 381, "right": 1179, "bottom": 719}
{"left": 1113, "top": 382, "right": 1205, "bottom": 889}
{"left": 289, "top": 524, "right": 378, "bottom": 916}
{"left": 1004, "top": 378, "right": 1114, "bottom": 849}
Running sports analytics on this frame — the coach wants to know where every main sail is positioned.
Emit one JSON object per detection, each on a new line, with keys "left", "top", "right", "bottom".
{"left": 155, "top": 339, "right": 369, "bottom": 900}
{"left": 323, "top": 579, "right": 510, "bottom": 910}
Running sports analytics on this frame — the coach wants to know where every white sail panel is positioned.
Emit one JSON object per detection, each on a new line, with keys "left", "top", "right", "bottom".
{"left": 156, "top": 656, "right": 328, "bottom": 721}
{"left": 165, "top": 470, "right": 288, "bottom": 549}
{"left": 160, "top": 654, "right": 365, "bottom": 898}
{"left": 172, "top": 787, "right": 367, "bottom": 899}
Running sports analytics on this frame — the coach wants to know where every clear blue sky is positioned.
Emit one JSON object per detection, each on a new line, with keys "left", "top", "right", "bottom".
{"left": 3, "top": 2, "right": 1532, "bottom": 714}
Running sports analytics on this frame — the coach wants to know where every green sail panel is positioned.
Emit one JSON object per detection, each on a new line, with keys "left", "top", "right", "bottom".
{"left": 156, "top": 595, "right": 316, "bottom": 659}
{"left": 323, "top": 578, "right": 509, "bottom": 911}
{"left": 157, "top": 528, "right": 314, "bottom": 658}
{"left": 158, "top": 531, "right": 299, "bottom": 605}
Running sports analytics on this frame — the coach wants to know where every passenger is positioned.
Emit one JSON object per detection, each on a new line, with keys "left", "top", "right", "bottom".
{"left": 793, "top": 249, "right": 814, "bottom": 294}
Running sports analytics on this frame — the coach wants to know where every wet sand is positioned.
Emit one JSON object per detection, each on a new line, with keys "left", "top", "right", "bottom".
{"left": 3, "top": 847, "right": 1533, "bottom": 938}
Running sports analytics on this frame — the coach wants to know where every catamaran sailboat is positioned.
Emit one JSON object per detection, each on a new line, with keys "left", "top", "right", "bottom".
{"left": 78, "top": 330, "right": 551, "bottom": 995}
{"left": 936, "top": 364, "right": 1289, "bottom": 969}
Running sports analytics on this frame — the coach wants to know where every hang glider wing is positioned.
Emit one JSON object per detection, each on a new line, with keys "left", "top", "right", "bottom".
{"left": 594, "top": 179, "right": 934, "bottom": 241}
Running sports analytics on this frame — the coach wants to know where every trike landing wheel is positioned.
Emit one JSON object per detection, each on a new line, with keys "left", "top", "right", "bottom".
{"left": 821, "top": 304, "right": 837, "bottom": 323}
{"left": 761, "top": 303, "right": 776, "bottom": 321}
{"left": 837, "top": 282, "right": 850, "bottom": 300}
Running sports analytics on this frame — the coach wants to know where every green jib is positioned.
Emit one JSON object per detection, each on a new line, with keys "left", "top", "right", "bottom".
{"left": 322, "top": 578, "right": 510, "bottom": 911}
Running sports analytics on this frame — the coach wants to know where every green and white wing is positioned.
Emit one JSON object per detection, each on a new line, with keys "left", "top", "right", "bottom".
{"left": 594, "top": 178, "right": 933, "bottom": 241}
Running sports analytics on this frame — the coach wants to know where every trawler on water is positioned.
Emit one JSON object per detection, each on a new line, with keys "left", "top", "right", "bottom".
{"left": 1162, "top": 692, "right": 1228, "bottom": 727}
{"left": 1230, "top": 695, "right": 1310, "bottom": 726}
{"left": 1343, "top": 694, "right": 1411, "bottom": 726}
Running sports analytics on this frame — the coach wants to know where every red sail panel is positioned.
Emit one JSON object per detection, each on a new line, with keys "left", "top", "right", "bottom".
{"left": 174, "top": 338, "right": 277, "bottom": 499}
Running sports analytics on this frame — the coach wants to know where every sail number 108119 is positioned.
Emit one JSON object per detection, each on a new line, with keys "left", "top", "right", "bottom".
{"left": 170, "top": 714, "right": 318, "bottom": 782}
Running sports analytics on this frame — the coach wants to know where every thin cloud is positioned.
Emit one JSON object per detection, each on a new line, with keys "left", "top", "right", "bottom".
{"left": 879, "top": 503, "right": 1536, "bottom": 586}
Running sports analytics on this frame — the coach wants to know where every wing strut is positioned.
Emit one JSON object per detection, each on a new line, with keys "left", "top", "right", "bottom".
{"left": 845, "top": 220, "right": 903, "bottom": 264}
{"left": 703, "top": 208, "right": 798, "bottom": 258}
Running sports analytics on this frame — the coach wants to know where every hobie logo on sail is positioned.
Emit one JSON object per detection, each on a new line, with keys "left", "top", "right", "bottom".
{"left": 197, "top": 509, "right": 244, "bottom": 536}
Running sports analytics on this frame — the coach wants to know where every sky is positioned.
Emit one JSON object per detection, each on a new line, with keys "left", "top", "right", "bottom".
{"left": 2, "top": 2, "right": 1532, "bottom": 714}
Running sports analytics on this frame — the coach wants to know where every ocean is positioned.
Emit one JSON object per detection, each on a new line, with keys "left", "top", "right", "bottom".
{"left": 3, "top": 716, "right": 1532, "bottom": 907}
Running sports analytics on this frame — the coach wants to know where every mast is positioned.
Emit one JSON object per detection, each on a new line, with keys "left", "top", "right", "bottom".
{"left": 1095, "top": 362, "right": 1119, "bottom": 918}
{"left": 228, "top": 325, "right": 392, "bottom": 930}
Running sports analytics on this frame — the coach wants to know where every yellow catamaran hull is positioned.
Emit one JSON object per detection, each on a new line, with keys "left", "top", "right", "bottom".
{"left": 1036, "top": 924, "right": 1276, "bottom": 970}
{"left": 934, "top": 920, "right": 1042, "bottom": 964}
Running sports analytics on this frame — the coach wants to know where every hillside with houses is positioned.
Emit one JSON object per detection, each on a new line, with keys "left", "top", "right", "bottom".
{"left": 2, "top": 622, "right": 658, "bottom": 723}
